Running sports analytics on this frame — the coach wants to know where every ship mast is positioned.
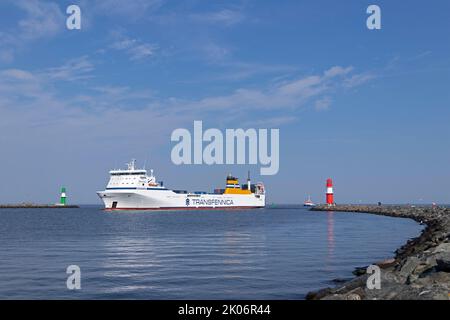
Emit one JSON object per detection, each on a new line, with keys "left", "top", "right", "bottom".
{"left": 127, "top": 159, "right": 136, "bottom": 171}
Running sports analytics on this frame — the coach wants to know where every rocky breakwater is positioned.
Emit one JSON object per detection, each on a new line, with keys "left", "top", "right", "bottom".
{"left": 306, "top": 205, "right": 450, "bottom": 300}
{"left": 0, "top": 203, "right": 79, "bottom": 208}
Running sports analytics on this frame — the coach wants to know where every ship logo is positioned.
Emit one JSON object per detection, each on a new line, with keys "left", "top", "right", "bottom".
{"left": 186, "top": 198, "right": 190, "bottom": 206}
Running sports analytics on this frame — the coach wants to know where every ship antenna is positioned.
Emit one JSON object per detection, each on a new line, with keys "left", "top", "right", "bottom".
{"left": 128, "top": 158, "right": 136, "bottom": 170}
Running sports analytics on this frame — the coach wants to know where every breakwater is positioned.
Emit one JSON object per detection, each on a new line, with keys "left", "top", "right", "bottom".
{"left": 307, "top": 205, "right": 450, "bottom": 300}
{"left": 0, "top": 204, "right": 79, "bottom": 209}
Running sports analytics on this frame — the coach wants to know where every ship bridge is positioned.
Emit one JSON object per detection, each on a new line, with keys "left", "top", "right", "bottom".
{"left": 106, "top": 159, "right": 162, "bottom": 189}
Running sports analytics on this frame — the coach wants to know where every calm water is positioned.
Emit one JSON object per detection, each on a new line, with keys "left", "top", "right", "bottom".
{"left": 0, "top": 206, "right": 422, "bottom": 299}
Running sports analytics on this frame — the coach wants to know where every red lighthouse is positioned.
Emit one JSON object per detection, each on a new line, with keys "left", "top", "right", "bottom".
{"left": 326, "top": 178, "right": 334, "bottom": 206}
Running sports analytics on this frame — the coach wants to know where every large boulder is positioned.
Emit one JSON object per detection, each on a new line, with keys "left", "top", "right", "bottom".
{"left": 435, "top": 253, "right": 450, "bottom": 272}
{"left": 399, "top": 256, "right": 421, "bottom": 278}
{"left": 432, "top": 242, "right": 450, "bottom": 253}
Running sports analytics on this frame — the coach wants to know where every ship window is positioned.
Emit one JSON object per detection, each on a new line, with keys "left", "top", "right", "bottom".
{"left": 111, "top": 172, "right": 146, "bottom": 176}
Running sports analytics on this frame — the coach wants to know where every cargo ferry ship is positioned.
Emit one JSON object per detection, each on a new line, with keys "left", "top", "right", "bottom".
{"left": 97, "top": 160, "right": 266, "bottom": 210}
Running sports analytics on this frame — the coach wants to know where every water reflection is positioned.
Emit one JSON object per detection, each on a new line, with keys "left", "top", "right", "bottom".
{"left": 326, "top": 211, "right": 335, "bottom": 266}
{"left": 99, "top": 236, "right": 161, "bottom": 294}
{"left": 221, "top": 230, "right": 267, "bottom": 266}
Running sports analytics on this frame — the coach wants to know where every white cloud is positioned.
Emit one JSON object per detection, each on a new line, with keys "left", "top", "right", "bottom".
{"left": 0, "top": 0, "right": 65, "bottom": 62}
{"left": 344, "top": 73, "right": 375, "bottom": 88}
{"left": 0, "top": 48, "right": 14, "bottom": 64}
{"left": 278, "top": 76, "right": 322, "bottom": 96}
{"left": 92, "top": 0, "right": 164, "bottom": 19}
{"left": 202, "top": 42, "right": 231, "bottom": 62}
{"left": 0, "top": 68, "right": 43, "bottom": 100}
{"left": 1, "top": 69, "right": 34, "bottom": 80}
{"left": 242, "top": 116, "right": 297, "bottom": 127}
{"left": 324, "top": 66, "right": 353, "bottom": 78}
{"left": 182, "top": 66, "right": 371, "bottom": 113}
{"left": 15, "top": 0, "right": 64, "bottom": 40}
{"left": 314, "top": 97, "right": 332, "bottom": 111}
{"left": 92, "top": 86, "right": 130, "bottom": 96}
{"left": 128, "top": 43, "right": 157, "bottom": 60}
{"left": 0, "top": 63, "right": 374, "bottom": 143}
{"left": 0, "top": 64, "right": 183, "bottom": 142}
{"left": 110, "top": 35, "right": 158, "bottom": 61}
{"left": 110, "top": 38, "right": 138, "bottom": 50}
{"left": 43, "top": 56, "right": 94, "bottom": 81}
{"left": 190, "top": 9, "right": 244, "bottom": 26}
{"left": 209, "top": 62, "right": 297, "bottom": 82}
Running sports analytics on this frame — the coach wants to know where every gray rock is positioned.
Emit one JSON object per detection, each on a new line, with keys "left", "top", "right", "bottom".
{"left": 331, "top": 278, "right": 352, "bottom": 284}
{"left": 352, "top": 266, "right": 367, "bottom": 276}
{"left": 436, "top": 253, "right": 450, "bottom": 272}
{"left": 412, "top": 262, "right": 434, "bottom": 276}
{"left": 412, "top": 271, "right": 450, "bottom": 287}
{"left": 305, "top": 287, "right": 332, "bottom": 300}
{"left": 346, "top": 293, "right": 362, "bottom": 300}
{"left": 399, "top": 256, "right": 421, "bottom": 278}
{"left": 376, "top": 258, "right": 397, "bottom": 269}
{"left": 309, "top": 205, "right": 450, "bottom": 300}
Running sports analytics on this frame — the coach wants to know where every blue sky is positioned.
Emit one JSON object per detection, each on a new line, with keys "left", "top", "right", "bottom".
{"left": 0, "top": 0, "right": 449, "bottom": 204}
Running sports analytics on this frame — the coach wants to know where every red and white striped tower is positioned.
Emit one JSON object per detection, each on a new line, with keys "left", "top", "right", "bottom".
{"left": 326, "top": 178, "right": 334, "bottom": 206}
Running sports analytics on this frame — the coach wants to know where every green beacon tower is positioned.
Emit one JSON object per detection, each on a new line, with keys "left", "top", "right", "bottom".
{"left": 60, "top": 187, "right": 67, "bottom": 206}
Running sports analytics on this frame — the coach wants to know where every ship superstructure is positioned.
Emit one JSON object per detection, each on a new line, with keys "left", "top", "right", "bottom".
{"left": 303, "top": 195, "right": 316, "bottom": 207}
{"left": 97, "top": 160, "right": 266, "bottom": 210}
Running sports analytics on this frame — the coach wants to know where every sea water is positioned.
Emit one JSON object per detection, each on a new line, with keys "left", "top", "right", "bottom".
{"left": 0, "top": 206, "right": 422, "bottom": 299}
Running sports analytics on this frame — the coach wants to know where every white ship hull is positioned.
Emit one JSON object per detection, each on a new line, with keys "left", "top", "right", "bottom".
{"left": 97, "top": 188, "right": 265, "bottom": 210}
{"left": 97, "top": 160, "right": 266, "bottom": 211}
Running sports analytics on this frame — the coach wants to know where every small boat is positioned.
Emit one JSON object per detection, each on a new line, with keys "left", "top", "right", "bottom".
{"left": 303, "top": 196, "right": 315, "bottom": 207}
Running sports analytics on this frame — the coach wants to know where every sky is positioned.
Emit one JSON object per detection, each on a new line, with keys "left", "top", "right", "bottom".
{"left": 0, "top": 0, "right": 449, "bottom": 205}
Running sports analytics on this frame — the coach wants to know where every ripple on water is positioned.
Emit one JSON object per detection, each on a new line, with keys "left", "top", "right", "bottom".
{"left": 0, "top": 207, "right": 423, "bottom": 299}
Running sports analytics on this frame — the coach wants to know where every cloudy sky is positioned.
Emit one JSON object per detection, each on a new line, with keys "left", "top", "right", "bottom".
{"left": 0, "top": 0, "right": 449, "bottom": 204}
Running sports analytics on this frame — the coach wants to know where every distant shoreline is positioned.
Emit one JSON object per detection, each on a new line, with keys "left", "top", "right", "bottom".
{"left": 306, "top": 204, "right": 450, "bottom": 300}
